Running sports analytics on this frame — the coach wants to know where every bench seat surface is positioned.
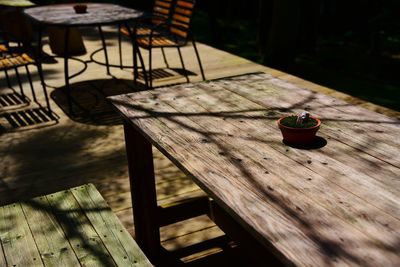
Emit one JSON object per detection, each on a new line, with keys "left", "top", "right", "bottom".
{"left": 0, "top": 183, "right": 152, "bottom": 267}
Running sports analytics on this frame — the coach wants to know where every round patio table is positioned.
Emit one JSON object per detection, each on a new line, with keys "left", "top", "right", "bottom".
{"left": 24, "top": 3, "right": 143, "bottom": 26}
{"left": 24, "top": 3, "right": 145, "bottom": 115}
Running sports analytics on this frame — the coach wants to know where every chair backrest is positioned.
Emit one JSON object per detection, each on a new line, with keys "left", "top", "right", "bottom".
{"left": 152, "top": 0, "right": 174, "bottom": 25}
{"left": 169, "top": 0, "right": 195, "bottom": 39}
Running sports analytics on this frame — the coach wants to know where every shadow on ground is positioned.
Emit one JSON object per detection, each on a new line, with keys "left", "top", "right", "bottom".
{"left": 51, "top": 78, "right": 147, "bottom": 125}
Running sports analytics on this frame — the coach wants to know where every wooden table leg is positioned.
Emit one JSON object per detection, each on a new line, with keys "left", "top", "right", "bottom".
{"left": 123, "top": 120, "right": 161, "bottom": 263}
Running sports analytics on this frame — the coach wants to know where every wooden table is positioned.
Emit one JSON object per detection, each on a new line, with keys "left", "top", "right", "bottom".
{"left": 0, "top": 184, "right": 152, "bottom": 267}
{"left": 24, "top": 3, "right": 144, "bottom": 115}
{"left": 109, "top": 73, "right": 400, "bottom": 266}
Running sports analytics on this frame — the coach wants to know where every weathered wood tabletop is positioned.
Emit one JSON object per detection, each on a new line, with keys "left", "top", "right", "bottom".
{"left": 0, "top": 184, "right": 152, "bottom": 267}
{"left": 24, "top": 3, "right": 143, "bottom": 27}
{"left": 109, "top": 73, "right": 400, "bottom": 266}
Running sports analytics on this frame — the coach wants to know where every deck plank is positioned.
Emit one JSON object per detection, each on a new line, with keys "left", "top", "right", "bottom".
{"left": 161, "top": 215, "right": 224, "bottom": 249}
{"left": 105, "top": 180, "right": 202, "bottom": 212}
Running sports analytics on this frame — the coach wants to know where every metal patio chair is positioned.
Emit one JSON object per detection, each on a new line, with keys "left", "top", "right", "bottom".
{"left": 118, "top": 0, "right": 174, "bottom": 70}
{"left": 0, "top": 41, "right": 52, "bottom": 116}
{"left": 121, "top": 0, "right": 206, "bottom": 88}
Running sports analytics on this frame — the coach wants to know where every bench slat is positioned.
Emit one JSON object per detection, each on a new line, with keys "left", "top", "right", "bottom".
{"left": 0, "top": 245, "right": 6, "bottom": 267}
{"left": 0, "top": 203, "right": 43, "bottom": 267}
{"left": 21, "top": 197, "right": 81, "bottom": 267}
{"left": 47, "top": 189, "right": 118, "bottom": 267}
{"left": 0, "top": 184, "right": 152, "bottom": 267}
{"left": 72, "top": 184, "right": 152, "bottom": 267}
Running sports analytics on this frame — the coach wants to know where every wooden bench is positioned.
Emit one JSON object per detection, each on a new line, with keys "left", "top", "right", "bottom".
{"left": 0, "top": 183, "right": 152, "bottom": 267}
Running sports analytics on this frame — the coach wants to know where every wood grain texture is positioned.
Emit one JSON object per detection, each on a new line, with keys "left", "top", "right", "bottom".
{"left": 72, "top": 184, "right": 153, "bottom": 267}
{"left": 21, "top": 197, "right": 81, "bottom": 267}
{"left": 130, "top": 94, "right": 398, "bottom": 266}
{"left": 0, "top": 203, "right": 43, "bottom": 267}
{"left": 218, "top": 74, "right": 400, "bottom": 167}
{"left": 148, "top": 81, "right": 400, "bottom": 259}
{"left": 0, "top": 245, "right": 6, "bottom": 267}
{"left": 0, "top": 184, "right": 152, "bottom": 267}
{"left": 47, "top": 190, "right": 117, "bottom": 267}
{"left": 169, "top": 78, "right": 400, "bottom": 213}
{"left": 109, "top": 73, "right": 400, "bottom": 267}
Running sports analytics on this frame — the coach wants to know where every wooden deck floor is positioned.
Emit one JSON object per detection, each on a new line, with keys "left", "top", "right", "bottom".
{"left": 1, "top": 26, "right": 398, "bottom": 266}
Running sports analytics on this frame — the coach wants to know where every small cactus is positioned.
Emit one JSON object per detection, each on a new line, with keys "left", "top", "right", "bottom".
{"left": 296, "top": 111, "right": 310, "bottom": 125}
{"left": 280, "top": 112, "right": 318, "bottom": 128}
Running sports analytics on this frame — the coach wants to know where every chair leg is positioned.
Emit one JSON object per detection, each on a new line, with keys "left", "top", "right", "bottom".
{"left": 160, "top": 47, "right": 169, "bottom": 68}
{"left": 177, "top": 47, "right": 189, "bottom": 83}
{"left": 36, "top": 61, "right": 52, "bottom": 117}
{"left": 123, "top": 22, "right": 149, "bottom": 89}
{"left": 118, "top": 23, "right": 123, "bottom": 69}
{"left": 98, "top": 26, "right": 110, "bottom": 75}
{"left": 4, "top": 69, "right": 12, "bottom": 88}
{"left": 136, "top": 46, "right": 149, "bottom": 89}
{"left": 24, "top": 65, "right": 37, "bottom": 102}
{"left": 122, "top": 21, "right": 138, "bottom": 83}
{"left": 192, "top": 39, "right": 205, "bottom": 80}
{"left": 149, "top": 48, "right": 153, "bottom": 89}
{"left": 132, "top": 36, "right": 138, "bottom": 83}
{"left": 63, "top": 27, "right": 73, "bottom": 115}
{"left": 14, "top": 67, "right": 26, "bottom": 99}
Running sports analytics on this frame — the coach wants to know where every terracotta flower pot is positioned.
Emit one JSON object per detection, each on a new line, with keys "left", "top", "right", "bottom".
{"left": 73, "top": 4, "right": 87, "bottom": 14}
{"left": 277, "top": 116, "right": 321, "bottom": 145}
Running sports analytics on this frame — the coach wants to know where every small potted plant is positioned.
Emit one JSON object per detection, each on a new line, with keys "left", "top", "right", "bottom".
{"left": 73, "top": 4, "right": 87, "bottom": 14}
{"left": 277, "top": 111, "right": 321, "bottom": 145}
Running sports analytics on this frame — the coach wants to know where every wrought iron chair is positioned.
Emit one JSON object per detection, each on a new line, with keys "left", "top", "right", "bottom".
{"left": 0, "top": 41, "right": 52, "bottom": 116}
{"left": 122, "top": 0, "right": 205, "bottom": 88}
{"left": 118, "top": 0, "right": 174, "bottom": 70}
